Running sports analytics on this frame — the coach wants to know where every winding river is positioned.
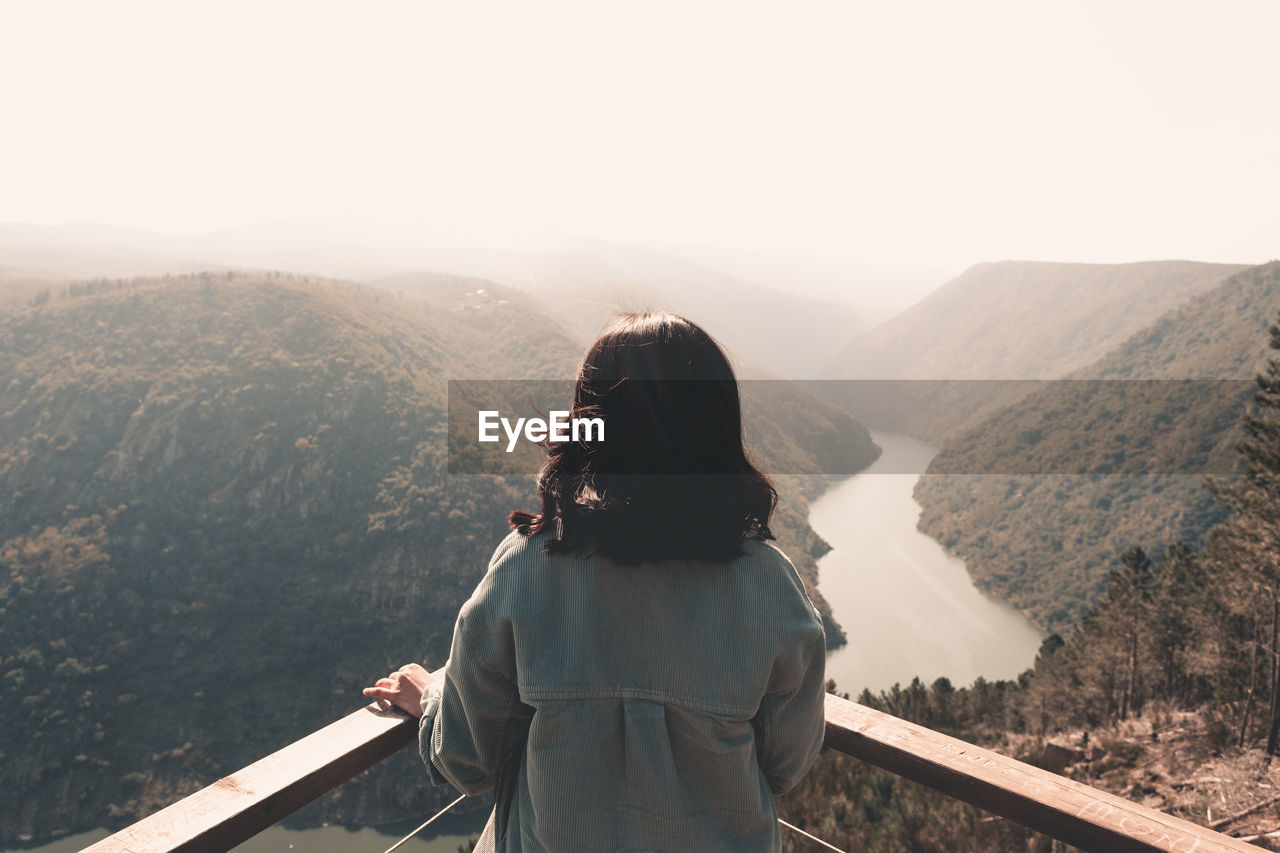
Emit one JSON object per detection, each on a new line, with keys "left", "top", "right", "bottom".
{"left": 812, "top": 432, "right": 1046, "bottom": 695}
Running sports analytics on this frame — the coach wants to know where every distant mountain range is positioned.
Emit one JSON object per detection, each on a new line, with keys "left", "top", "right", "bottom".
{"left": 646, "top": 242, "right": 946, "bottom": 331}
{"left": 368, "top": 243, "right": 863, "bottom": 378}
{"left": 0, "top": 222, "right": 930, "bottom": 379}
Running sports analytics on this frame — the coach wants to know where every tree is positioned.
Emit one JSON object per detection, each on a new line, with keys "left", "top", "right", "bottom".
{"left": 1148, "top": 542, "right": 1213, "bottom": 708}
{"left": 1208, "top": 312, "right": 1280, "bottom": 756}
{"left": 1106, "top": 546, "right": 1153, "bottom": 721}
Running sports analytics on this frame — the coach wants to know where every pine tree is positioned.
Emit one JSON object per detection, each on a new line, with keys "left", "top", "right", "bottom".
{"left": 1106, "top": 546, "right": 1153, "bottom": 721}
{"left": 1209, "top": 312, "right": 1280, "bottom": 755}
{"left": 1149, "top": 542, "right": 1212, "bottom": 707}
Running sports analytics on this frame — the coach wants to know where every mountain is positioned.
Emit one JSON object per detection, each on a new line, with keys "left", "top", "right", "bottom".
{"left": 0, "top": 272, "right": 877, "bottom": 842}
{"left": 833, "top": 260, "right": 1245, "bottom": 381}
{"left": 374, "top": 269, "right": 668, "bottom": 350}
{"left": 0, "top": 223, "right": 225, "bottom": 282}
{"left": 913, "top": 261, "right": 1280, "bottom": 631}
{"left": 0, "top": 224, "right": 866, "bottom": 380}
{"left": 780, "top": 291, "right": 1280, "bottom": 846}
{"left": 377, "top": 241, "right": 866, "bottom": 378}
{"left": 0, "top": 279, "right": 58, "bottom": 312}
{"left": 650, "top": 242, "right": 948, "bottom": 331}
{"left": 561, "top": 240, "right": 864, "bottom": 378}
{"left": 826, "top": 261, "right": 1246, "bottom": 443}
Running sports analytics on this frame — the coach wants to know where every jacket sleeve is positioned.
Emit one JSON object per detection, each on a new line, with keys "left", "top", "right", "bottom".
{"left": 418, "top": 546, "right": 531, "bottom": 795}
{"left": 752, "top": 618, "right": 827, "bottom": 795}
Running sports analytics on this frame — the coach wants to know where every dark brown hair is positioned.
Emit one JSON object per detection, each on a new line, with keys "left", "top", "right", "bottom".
{"left": 510, "top": 312, "right": 776, "bottom": 563}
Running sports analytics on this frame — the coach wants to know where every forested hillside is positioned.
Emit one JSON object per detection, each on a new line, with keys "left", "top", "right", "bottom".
{"left": 915, "top": 261, "right": 1280, "bottom": 631}
{"left": 0, "top": 278, "right": 62, "bottom": 313}
{"left": 834, "top": 260, "right": 1242, "bottom": 381}
{"left": 828, "top": 261, "right": 1244, "bottom": 442}
{"left": 376, "top": 270, "right": 669, "bottom": 353}
{"left": 780, "top": 308, "right": 1280, "bottom": 848}
{"left": 0, "top": 272, "right": 877, "bottom": 843}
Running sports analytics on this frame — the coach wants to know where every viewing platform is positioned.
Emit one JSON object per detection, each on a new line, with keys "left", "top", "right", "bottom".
{"left": 85, "top": 672, "right": 1259, "bottom": 853}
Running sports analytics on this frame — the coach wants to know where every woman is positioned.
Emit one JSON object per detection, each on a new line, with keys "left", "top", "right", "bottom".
{"left": 365, "top": 313, "right": 826, "bottom": 852}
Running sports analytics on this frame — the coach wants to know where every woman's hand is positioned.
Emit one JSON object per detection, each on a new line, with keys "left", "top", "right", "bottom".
{"left": 363, "top": 662, "right": 437, "bottom": 718}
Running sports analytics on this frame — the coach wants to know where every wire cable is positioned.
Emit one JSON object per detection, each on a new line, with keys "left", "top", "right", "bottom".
{"left": 381, "top": 793, "right": 467, "bottom": 853}
{"left": 780, "top": 817, "right": 847, "bottom": 852}
{"left": 380, "top": 795, "right": 846, "bottom": 853}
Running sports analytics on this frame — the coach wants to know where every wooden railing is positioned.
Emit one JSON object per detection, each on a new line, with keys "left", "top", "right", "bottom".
{"left": 86, "top": 679, "right": 1259, "bottom": 853}
{"left": 84, "top": 700, "right": 416, "bottom": 853}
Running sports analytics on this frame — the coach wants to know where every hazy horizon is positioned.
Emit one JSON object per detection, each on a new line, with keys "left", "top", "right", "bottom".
{"left": 3, "top": 0, "right": 1278, "bottom": 273}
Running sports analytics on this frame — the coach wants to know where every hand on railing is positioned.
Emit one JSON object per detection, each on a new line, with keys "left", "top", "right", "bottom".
{"left": 362, "top": 662, "right": 440, "bottom": 718}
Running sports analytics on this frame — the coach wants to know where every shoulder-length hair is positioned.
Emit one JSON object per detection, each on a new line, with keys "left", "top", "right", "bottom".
{"left": 510, "top": 312, "right": 777, "bottom": 563}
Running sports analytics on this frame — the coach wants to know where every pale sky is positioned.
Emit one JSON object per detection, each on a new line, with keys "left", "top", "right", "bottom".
{"left": 1, "top": 0, "right": 1277, "bottom": 269}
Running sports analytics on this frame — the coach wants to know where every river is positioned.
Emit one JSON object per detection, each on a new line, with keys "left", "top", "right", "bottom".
{"left": 9, "top": 432, "right": 1043, "bottom": 851}
{"left": 812, "top": 432, "right": 1046, "bottom": 695}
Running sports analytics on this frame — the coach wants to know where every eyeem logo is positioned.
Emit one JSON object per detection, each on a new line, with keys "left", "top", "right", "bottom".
{"left": 479, "top": 410, "right": 605, "bottom": 452}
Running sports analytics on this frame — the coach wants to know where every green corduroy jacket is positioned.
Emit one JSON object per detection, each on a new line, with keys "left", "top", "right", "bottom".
{"left": 419, "top": 528, "right": 827, "bottom": 852}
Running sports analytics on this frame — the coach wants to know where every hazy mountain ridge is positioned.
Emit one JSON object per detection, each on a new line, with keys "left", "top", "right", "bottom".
{"left": 913, "top": 261, "right": 1280, "bottom": 631}
{"left": 1075, "top": 262, "right": 1280, "bottom": 380}
{"left": 558, "top": 241, "right": 866, "bottom": 377}
{"left": 391, "top": 240, "right": 867, "bottom": 378}
{"left": 649, "top": 242, "right": 947, "bottom": 331}
{"left": 375, "top": 268, "right": 665, "bottom": 349}
{"left": 833, "top": 260, "right": 1244, "bottom": 381}
{"left": 0, "top": 271, "right": 876, "bottom": 842}
{"left": 822, "top": 260, "right": 1247, "bottom": 448}
{"left": 0, "top": 223, "right": 876, "bottom": 380}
